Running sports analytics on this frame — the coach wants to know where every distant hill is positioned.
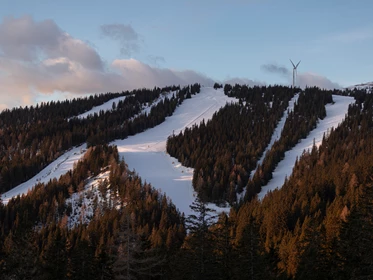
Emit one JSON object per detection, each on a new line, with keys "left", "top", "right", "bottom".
{"left": 346, "top": 81, "right": 373, "bottom": 90}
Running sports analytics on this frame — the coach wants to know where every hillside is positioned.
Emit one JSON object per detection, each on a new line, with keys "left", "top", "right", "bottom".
{"left": 3, "top": 84, "right": 373, "bottom": 279}
{"left": 346, "top": 81, "right": 373, "bottom": 91}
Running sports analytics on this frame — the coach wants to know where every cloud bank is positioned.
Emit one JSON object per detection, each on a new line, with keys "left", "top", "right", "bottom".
{"left": 261, "top": 63, "right": 341, "bottom": 89}
{"left": 297, "top": 72, "right": 341, "bottom": 90}
{"left": 0, "top": 16, "right": 217, "bottom": 110}
{"left": 0, "top": 16, "right": 343, "bottom": 111}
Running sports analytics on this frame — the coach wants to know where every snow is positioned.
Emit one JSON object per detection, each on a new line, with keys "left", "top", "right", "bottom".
{"left": 139, "top": 91, "right": 177, "bottom": 118}
{"left": 1, "top": 144, "right": 87, "bottom": 204}
{"left": 2, "top": 87, "right": 234, "bottom": 218}
{"left": 346, "top": 82, "right": 373, "bottom": 92}
{"left": 1, "top": 90, "right": 176, "bottom": 204}
{"left": 113, "top": 87, "right": 236, "bottom": 216}
{"left": 71, "top": 90, "right": 176, "bottom": 120}
{"left": 71, "top": 96, "right": 129, "bottom": 119}
{"left": 250, "top": 94, "right": 299, "bottom": 180}
{"left": 257, "top": 95, "right": 355, "bottom": 200}
{"left": 3, "top": 87, "right": 353, "bottom": 219}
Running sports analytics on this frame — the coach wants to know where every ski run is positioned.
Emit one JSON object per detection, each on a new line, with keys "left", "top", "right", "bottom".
{"left": 2, "top": 88, "right": 354, "bottom": 218}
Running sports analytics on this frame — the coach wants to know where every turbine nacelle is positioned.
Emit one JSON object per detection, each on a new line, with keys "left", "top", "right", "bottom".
{"left": 290, "top": 59, "right": 301, "bottom": 88}
{"left": 290, "top": 59, "right": 301, "bottom": 69}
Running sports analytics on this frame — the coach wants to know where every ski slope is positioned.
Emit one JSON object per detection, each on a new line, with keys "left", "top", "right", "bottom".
{"left": 1, "top": 144, "right": 87, "bottom": 204}
{"left": 3, "top": 87, "right": 353, "bottom": 215}
{"left": 113, "top": 87, "right": 236, "bottom": 216}
{"left": 2, "top": 87, "right": 235, "bottom": 217}
{"left": 71, "top": 96, "right": 129, "bottom": 119}
{"left": 71, "top": 90, "right": 176, "bottom": 120}
{"left": 257, "top": 95, "right": 355, "bottom": 200}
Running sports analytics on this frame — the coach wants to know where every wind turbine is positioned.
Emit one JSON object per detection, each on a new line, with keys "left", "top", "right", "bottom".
{"left": 290, "top": 59, "right": 301, "bottom": 88}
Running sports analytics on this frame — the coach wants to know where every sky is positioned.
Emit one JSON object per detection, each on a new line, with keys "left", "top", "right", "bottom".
{"left": 0, "top": 0, "right": 372, "bottom": 110}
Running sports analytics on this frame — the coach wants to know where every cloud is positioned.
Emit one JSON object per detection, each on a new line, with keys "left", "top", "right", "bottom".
{"left": 297, "top": 72, "right": 341, "bottom": 90}
{"left": 0, "top": 15, "right": 264, "bottom": 111}
{"left": 261, "top": 63, "right": 290, "bottom": 76}
{"left": 223, "top": 77, "right": 265, "bottom": 86}
{"left": 0, "top": 15, "right": 103, "bottom": 70}
{"left": 112, "top": 59, "right": 214, "bottom": 88}
{"left": 261, "top": 62, "right": 341, "bottom": 89}
{"left": 147, "top": 55, "right": 166, "bottom": 67}
{"left": 100, "top": 24, "right": 140, "bottom": 56}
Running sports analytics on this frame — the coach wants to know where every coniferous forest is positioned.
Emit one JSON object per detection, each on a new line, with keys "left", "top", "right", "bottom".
{"left": 1, "top": 84, "right": 373, "bottom": 279}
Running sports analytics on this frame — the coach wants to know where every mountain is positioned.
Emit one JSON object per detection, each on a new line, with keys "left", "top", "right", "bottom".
{"left": 346, "top": 81, "right": 373, "bottom": 91}
{"left": 1, "top": 83, "right": 373, "bottom": 279}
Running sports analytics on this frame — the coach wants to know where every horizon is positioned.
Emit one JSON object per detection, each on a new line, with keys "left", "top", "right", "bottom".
{"left": 0, "top": 0, "right": 372, "bottom": 110}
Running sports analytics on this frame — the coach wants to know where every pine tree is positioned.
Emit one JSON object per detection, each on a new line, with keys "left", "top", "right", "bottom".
{"left": 335, "top": 185, "right": 373, "bottom": 279}
{"left": 113, "top": 214, "right": 165, "bottom": 280}
{"left": 184, "top": 197, "right": 217, "bottom": 279}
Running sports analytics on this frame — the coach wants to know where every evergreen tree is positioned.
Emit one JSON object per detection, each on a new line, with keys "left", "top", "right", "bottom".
{"left": 184, "top": 197, "right": 217, "bottom": 279}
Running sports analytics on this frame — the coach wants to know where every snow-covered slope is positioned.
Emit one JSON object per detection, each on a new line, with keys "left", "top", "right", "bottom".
{"left": 71, "top": 90, "right": 176, "bottom": 120}
{"left": 258, "top": 95, "right": 355, "bottom": 200}
{"left": 346, "top": 82, "right": 373, "bottom": 91}
{"left": 1, "top": 91, "right": 176, "bottom": 204}
{"left": 1, "top": 144, "right": 87, "bottom": 204}
{"left": 2, "top": 87, "right": 235, "bottom": 217}
{"left": 3, "top": 87, "right": 352, "bottom": 215}
{"left": 113, "top": 87, "right": 236, "bottom": 216}
{"left": 71, "top": 96, "right": 129, "bottom": 119}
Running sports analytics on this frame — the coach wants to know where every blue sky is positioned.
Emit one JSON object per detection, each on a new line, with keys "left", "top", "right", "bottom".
{"left": 0, "top": 0, "right": 372, "bottom": 109}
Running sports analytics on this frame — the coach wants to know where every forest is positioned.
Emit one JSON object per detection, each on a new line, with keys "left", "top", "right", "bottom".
{"left": 1, "top": 84, "right": 373, "bottom": 279}
{"left": 0, "top": 84, "right": 200, "bottom": 193}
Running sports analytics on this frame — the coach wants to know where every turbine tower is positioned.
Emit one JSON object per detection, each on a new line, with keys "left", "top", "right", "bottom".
{"left": 290, "top": 59, "right": 301, "bottom": 88}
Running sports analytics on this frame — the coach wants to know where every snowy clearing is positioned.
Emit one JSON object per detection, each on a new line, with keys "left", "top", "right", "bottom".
{"left": 113, "top": 87, "right": 236, "bottom": 216}
{"left": 257, "top": 95, "right": 355, "bottom": 200}
{"left": 1, "top": 144, "right": 87, "bottom": 204}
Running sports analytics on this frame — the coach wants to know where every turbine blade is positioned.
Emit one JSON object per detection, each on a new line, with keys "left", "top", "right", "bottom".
{"left": 296, "top": 60, "right": 301, "bottom": 68}
{"left": 290, "top": 59, "right": 296, "bottom": 68}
